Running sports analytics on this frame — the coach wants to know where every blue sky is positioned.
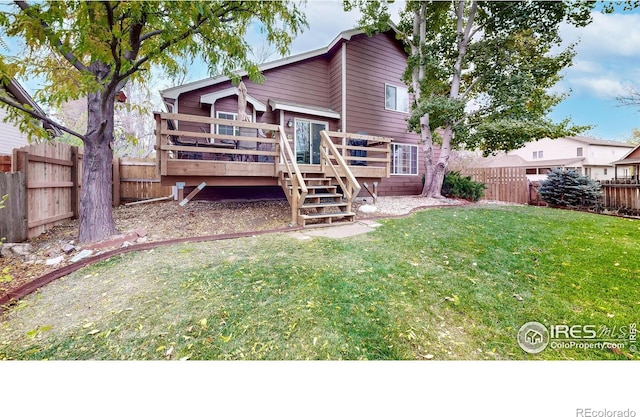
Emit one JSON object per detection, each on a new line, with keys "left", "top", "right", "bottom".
{"left": 4, "top": 1, "right": 639, "bottom": 142}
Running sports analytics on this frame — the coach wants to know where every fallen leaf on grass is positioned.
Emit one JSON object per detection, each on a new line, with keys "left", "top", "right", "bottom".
{"left": 608, "top": 345, "right": 633, "bottom": 359}
{"left": 444, "top": 295, "right": 460, "bottom": 306}
{"left": 513, "top": 294, "right": 524, "bottom": 301}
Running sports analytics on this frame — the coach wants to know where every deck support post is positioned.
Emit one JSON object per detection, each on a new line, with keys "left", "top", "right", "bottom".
{"left": 176, "top": 181, "right": 185, "bottom": 214}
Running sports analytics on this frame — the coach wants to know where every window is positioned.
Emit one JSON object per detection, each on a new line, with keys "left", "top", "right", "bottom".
{"left": 216, "top": 111, "right": 251, "bottom": 136}
{"left": 577, "top": 147, "right": 583, "bottom": 157}
{"left": 538, "top": 151, "right": 543, "bottom": 159}
{"left": 391, "top": 143, "right": 418, "bottom": 175}
{"left": 532, "top": 151, "right": 543, "bottom": 159}
{"left": 604, "top": 168, "right": 608, "bottom": 175}
{"left": 385, "top": 84, "right": 409, "bottom": 113}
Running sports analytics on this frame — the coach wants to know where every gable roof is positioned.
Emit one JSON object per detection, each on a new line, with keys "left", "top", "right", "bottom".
{"left": 565, "top": 135, "right": 634, "bottom": 148}
{"left": 612, "top": 142, "right": 640, "bottom": 165}
{"left": 160, "top": 26, "right": 401, "bottom": 101}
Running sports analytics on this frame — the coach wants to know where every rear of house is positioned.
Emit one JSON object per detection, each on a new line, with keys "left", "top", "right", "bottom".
{"left": 159, "top": 28, "right": 426, "bottom": 198}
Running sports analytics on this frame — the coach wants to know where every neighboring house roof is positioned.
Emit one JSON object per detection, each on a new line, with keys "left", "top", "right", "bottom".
{"left": 160, "top": 26, "right": 400, "bottom": 103}
{"left": 0, "top": 78, "right": 61, "bottom": 135}
{"left": 565, "top": 135, "right": 634, "bottom": 148}
{"left": 612, "top": 143, "right": 640, "bottom": 165}
{"left": 474, "top": 153, "right": 584, "bottom": 168}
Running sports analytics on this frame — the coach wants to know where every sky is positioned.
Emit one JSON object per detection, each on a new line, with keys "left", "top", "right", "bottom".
{"left": 4, "top": 1, "right": 640, "bottom": 143}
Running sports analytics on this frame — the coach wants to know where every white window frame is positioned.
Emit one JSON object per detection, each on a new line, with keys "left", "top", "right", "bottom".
{"left": 385, "top": 83, "right": 409, "bottom": 113}
{"left": 215, "top": 111, "right": 252, "bottom": 136}
{"left": 576, "top": 147, "right": 583, "bottom": 157}
{"left": 294, "top": 118, "right": 329, "bottom": 165}
{"left": 391, "top": 143, "right": 418, "bottom": 176}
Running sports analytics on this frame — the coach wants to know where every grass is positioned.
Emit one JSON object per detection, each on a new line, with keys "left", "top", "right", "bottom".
{"left": 1, "top": 205, "right": 638, "bottom": 360}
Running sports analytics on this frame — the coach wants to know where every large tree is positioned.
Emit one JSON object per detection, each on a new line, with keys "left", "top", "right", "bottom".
{"left": 0, "top": 1, "right": 306, "bottom": 242}
{"left": 349, "top": 0, "right": 593, "bottom": 197}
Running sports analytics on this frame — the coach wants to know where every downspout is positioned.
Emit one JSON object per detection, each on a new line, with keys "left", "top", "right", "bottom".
{"left": 341, "top": 42, "right": 347, "bottom": 133}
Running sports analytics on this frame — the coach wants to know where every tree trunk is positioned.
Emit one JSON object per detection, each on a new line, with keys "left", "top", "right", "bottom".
{"left": 78, "top": 84, "right": 117, "bottom": 243}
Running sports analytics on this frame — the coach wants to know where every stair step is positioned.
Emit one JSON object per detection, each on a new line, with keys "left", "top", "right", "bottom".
{"left": 299, "top": 212, "right": 356, "bottom": 221}
{"left": 301, "top": 202, "right": 348, "bottom": 209}
{"left": 304, "top": 192, "right": 342, "bottom": 199}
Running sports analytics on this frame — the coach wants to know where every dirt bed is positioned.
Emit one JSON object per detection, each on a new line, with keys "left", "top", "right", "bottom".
{"left": 0, "top": 195, "right": 462, "bottom": 302}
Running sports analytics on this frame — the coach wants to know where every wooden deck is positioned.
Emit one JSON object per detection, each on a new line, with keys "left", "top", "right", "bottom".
{"left": 155, "top": 112, "right": 392, "bottom": 225}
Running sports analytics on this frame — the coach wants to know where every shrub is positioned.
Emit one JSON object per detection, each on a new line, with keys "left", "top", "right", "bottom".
{"left": 441, "top": 171, "right": 486, "bottom": 202}
{"left": 538, "top": 168, "right": 601, "bottom": 210}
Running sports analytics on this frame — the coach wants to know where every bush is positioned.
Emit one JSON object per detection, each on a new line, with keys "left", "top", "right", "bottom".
{"left": 441, "top": 171, "right": 486, "bottom": 202}
{"left": 538, "top": 168, "right": 601, "bottom": 210}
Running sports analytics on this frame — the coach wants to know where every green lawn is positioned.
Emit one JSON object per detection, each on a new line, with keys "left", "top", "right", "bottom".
{"left": 1, "top": 205, "right": 638, "bottom": 360}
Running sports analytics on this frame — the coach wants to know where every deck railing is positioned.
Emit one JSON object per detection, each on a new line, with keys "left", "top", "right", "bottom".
{"left": 319, "top": 131, "right": 361, "bottom": 212}
{"left": 322, "top": 131, "right": 392, "bottom": 175}
{"left": 277, "top": 125, "right": 308, "bottom": 224}
{"left": 155, "top": 112, "right": 281, "bottom": 176}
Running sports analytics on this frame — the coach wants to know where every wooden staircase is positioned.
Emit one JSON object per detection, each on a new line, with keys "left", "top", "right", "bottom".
{"left": 280, "top": 171, "right": 356, "bottom": 227}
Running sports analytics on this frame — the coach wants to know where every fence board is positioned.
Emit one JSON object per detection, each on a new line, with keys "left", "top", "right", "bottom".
{"left": 460, "top": 167, "right": 529, "bottom": 204}
{"left": 600, "top": 180, "right": 640, "bottom": 212}
{"left": 0, "top": 155, "right": 11, "bottom": 172}
{"left": 116, "top": 157, "right": 172, "bottom": 203}
{"left": 0, "top": 172, "right": 27, "bottom": 243}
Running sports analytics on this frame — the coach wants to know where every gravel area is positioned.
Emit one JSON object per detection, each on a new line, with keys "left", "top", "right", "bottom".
{"left": 0, "top": 195, "right": 462, "bottom": 302}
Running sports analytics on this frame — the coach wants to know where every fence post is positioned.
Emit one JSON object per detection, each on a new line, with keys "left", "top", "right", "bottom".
{"left": 112, "top": 156, "right": 120, "bottom": 207}
{"left": 71, "top": 146, "right": 80, "bottom": 219}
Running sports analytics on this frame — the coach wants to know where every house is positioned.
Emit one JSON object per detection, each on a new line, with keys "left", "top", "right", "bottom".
{"left": 506, "top": 136, "right": 633, "bottom": 181}
{"left": 469, "top": 136, "right": 633, "bottom": 181}
{"left": 156, "top": 29, "right": 430, "bottom": 224}
{"left": 0, "top": 78, "right": 59, "bottom": 155}
{"left": 611, "top": 143, "right": 640, "bottom": 181}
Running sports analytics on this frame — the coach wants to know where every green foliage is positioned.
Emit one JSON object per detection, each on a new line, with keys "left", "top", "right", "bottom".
{"left": 538, "top": 168, "right": 602, "bottom": 210}
{"left": 1, "top": 1, "right": 308, "bottom": 114}
{"left": 441, "top": 171, "right": 485, "bottom": 202}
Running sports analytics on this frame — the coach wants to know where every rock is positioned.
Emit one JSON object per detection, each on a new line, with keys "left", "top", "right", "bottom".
{"left": 136, "top": 236, "right": 149, "bottom": 244}
{"left": 358, "top": 204, "right": 377, "bottom": 214}
{"left": 46, "top": 248, "right": 61, "bottom": 257}
{"left": 9, "top": 243, "right": 32, "bottom": 257}
{"left": 135, "top": 228, "right": 147, "bottom": 238}
{"left": 122, "top": 241, "right": 133, "bottom": 248}
{"left": 62, "top": 244, "right": 76, "bottom": 254}
{"left": 0, "top": 243, "right": 15, "bottom": 258}
{"left": 46, "top": 255, "right": 65, "bottom": 266}
{"left": 70, "top": 249, "right": 93, "bottom": 263}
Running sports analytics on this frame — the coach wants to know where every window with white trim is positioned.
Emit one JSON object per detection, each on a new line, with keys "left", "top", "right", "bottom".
{"left": 391, "top": 143, "right": 418, "bottom": 175}
{"left": 216, "top": 111, "right": 251, "bottom": 136}
{"left": 385, "top": 84, "right": 409, "bottom": 113}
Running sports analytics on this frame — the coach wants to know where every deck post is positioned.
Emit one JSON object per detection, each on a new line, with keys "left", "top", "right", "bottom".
{"left": 176, "top": 182, "right": 185, "bottom": 214}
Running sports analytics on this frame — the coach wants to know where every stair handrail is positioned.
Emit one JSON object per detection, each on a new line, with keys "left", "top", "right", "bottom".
{"left": 320, "top": 130, "right": 361, "bottom": 204}
{"left": 278, "top": 125, "right": 307, "bottom": 224}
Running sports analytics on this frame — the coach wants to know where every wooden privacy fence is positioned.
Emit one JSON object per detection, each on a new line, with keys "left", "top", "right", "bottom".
{"left": 600, "top": 179, "right": 640, "bottom": 211}
{"left": 1, "top": 143, "right": 169, "bottom": 242}
{"left": 0, "top": 155, "right": 11, "bottom": 172}
{"left": 12, "top": 143, "right": 82, "bottom": 239}
{"left": 0, "top": 172, "right": 27, "bottom": 242}
{"left": 461, "top": 167, "right": 529, "bottom": 205}
{"left": 113, "top": 157, "right": 173, "bottom": 205}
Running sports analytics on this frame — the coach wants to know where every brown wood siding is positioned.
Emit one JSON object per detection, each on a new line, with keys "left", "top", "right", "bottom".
{"left": 329, "top": 48, "right": 343, "bottom": 128}
{"left": 345, "top": 32, "right": 433, "bottom": 195}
